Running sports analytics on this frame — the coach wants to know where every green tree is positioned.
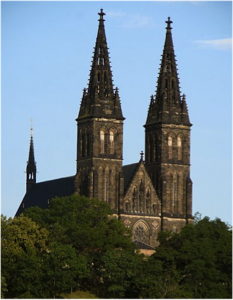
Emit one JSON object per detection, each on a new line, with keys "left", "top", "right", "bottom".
{"left": 95, "top": 249, "right": 144, "bottom": 298}
{"left": 137, "top": 233, "right": 190, "bottom": 299}
{"left": 43, "top": 242, "right": 88, "bottom": 298}
{"left": 25, "top": 195, "right": 139, "bottom": 297}
{"left": 145, "top": 216, "right": 232, "bottom": 299}
{"left": 1, "top": 214, "right": 49, "bottom": 298}
{"left": 176, "top": 217, "right": 232, "bottom": 298}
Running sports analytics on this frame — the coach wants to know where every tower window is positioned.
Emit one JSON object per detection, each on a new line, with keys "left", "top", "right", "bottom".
{"left": 100, "top": 130, "right": 105, "bottom": 154}
{"left": 104, "top": 177, "right": 108, "bottom": 202}
{"left": 168, "top": 136, "right": 173, "bottom": 159}
{"left": 177, "top": 136, "right": 182, "bottom": 160}
{"left": 109, "top": 131, "right": 114, "bottom": 154}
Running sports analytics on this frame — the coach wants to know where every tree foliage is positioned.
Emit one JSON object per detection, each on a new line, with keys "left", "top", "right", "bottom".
{"left": 1, "top": 214, "right": 49, "bottom": 298}
{"left": 1, "top": 198, "right": 232, "bottom": 299}
{"left": 22, "top": 195, "right": 138, "bottom": 298}
{"left": 144, "top": 215, "right": 232, "bottom": 299}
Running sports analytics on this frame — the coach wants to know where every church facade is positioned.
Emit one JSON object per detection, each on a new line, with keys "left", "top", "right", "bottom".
{"left": 16, "top": 10, "right": 193, "bottom": 248}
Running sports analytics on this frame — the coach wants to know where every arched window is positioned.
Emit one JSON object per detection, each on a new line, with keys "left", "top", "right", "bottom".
{"left": 100, "top": 130, "right": 105, "bottom": 154}
{"left": 104, "top": 177, "right": 108, "bottom": 202}
{"left": 168, "top": 136, "right": 173, "bottom": 159}
{"left": 177, "top": 136, "right": 182, "bottom": 160}
{"left": 109, "top": 130, "right": 114, "bottom": 154}
{"left": 146, "top": 189, "right": 151, "bottom": 213}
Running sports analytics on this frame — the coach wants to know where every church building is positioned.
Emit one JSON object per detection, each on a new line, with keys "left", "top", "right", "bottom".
{"left": 16, "top": 10, "right": 193, "bottom": 248}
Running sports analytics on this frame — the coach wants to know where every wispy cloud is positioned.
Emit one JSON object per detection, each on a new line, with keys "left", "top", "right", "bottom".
{"left": 194, "top": 38, "right": 232, "bottom": 51}
{"left": 106, "top": 10, "right": 154, "bottom": 29}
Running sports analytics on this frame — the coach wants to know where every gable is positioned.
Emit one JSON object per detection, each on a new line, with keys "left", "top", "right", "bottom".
{"left": 123, "top": 160, "right": 161, "bottom": 214}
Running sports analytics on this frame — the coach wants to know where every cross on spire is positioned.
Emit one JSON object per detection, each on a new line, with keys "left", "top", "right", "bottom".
{"left": 98, "top": 8, "right": 105, "bottom": 21}
{"left": 166, "top": 16, "right": 173, "bottom": 30}
{"left": 140, "top": 151, "right": 144, "bottom": 161}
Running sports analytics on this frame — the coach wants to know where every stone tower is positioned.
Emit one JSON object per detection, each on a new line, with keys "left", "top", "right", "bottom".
{"left": 74, "top": 9, "right": 125, "bottom": 214}
{"left": 26, "top": 126, "right": 37, "bottom": 192}
{"left": 144, "top": 18, "right": 193, "bottom": 232}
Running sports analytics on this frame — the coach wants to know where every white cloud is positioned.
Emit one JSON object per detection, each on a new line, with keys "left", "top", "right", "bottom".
{"left": 106, "top": 10, "right": 154, "bottom": 29}
{"left": 194, "top": 38, "right": 232, "bottom": 51}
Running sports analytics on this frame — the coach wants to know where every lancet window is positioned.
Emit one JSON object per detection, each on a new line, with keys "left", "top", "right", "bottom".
{"left": 177, "top": 136, "right": 182, "bottom": 160}
{"left": 100, "top": 130, "right": 105, "bottom": 154}
{"left": 109, "top": 130, "right": 114, "bottom": 154}
{"left": 168, "top": 136, "right": 173, "bottom": 159}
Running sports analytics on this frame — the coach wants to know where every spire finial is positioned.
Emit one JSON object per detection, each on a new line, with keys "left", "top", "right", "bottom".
{"left": 98, "top": 8, "right": 105, "bottom": 21}
{"left": 166, "top": 17, "right": 173, "bottom": 30}
{"left": 140, "top": 151, "right": 144, "bottom": 161}
{"left": 30, "top": 117, "right": 33, "bottom": 137}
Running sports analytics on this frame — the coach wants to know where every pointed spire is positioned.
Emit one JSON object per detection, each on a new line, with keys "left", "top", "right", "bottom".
{"left": 26, "top": 121, "right": 37, "bottom": 192}
{"left": 78, "top": 9, "right": 124, "bottom": 121}
{"left": 145, "top": 18, "right": 191, "bottom": 126}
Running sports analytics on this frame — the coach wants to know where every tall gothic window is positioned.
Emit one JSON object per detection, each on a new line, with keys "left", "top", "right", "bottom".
{"left": 100, "top": 130, "right": 105, "bottom": 154}
{"left": 177, "top": 136, "right": 182, "bottom": 160}
{"left": 168, "top": 136, "right": 173, "bottom": 159}
{"left": 104, "top": 177, "right": 108, "bottom": 202}
{"left": 109, "top": 130, "right": 114, "bottom": 154}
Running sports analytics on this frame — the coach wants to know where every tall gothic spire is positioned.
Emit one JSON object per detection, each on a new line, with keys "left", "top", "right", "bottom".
{"left": 26, "top": 124, "right": 37, "bottom": 192}
{"left": 78, "top": 9, "right": 124, "bottom": 120}
{"left": 146, "top": 17, "right": 191, "bottom": 126}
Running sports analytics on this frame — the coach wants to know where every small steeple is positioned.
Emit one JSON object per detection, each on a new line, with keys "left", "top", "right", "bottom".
{"left": 78, "top": 9, "right": 124, "bottom": 121}
{"left": 145, "top": 17, "right": 191, "bottom": 126}
{"left": 26, "top": 120, "right": 37, "bottom": 192}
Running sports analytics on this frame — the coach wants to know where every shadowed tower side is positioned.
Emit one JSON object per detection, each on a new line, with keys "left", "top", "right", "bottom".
{"left": 144, "top": 17, "right": 193, "bottom": 231}
{"left": 74, "top": 9, "right": 125, "bottom": 213}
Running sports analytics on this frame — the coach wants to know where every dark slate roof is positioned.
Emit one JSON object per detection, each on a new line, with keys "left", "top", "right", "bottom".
{"left": 122, "top": 163, "right": 138, "bottom": 192}
{"left": 134, "top": 240, "right": 155, "bottom": 250}
{"left": 15, "top": 175, "right": 75, "bottom": 217}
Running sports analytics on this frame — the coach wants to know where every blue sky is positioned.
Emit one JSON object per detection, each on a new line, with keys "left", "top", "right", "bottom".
{"left": 1, "top": 1, "right": 232, "bottom": 225}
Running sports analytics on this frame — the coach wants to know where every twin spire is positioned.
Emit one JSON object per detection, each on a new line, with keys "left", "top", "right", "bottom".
{"left": 25, "top": 12, "right": 191, "bottom": 191}
{"left": 146, "top": 17, "right": 191, "bottom": 126}
{"left": 78, "top": 9, "right": 124, "bottom": 121}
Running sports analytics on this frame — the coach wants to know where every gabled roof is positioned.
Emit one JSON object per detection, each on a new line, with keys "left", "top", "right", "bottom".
{"left": 15, "top": 175, "right": 75, "bottom": 217}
